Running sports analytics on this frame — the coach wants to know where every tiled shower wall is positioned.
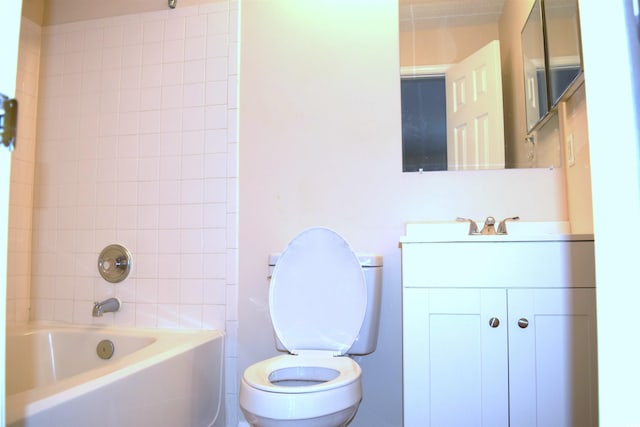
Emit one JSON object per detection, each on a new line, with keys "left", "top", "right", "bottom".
{"left": 30, "top": 1, "right": 238, "bottom": 330}
{"left": 10, "top": 1, "right": 239, "bottom": 422}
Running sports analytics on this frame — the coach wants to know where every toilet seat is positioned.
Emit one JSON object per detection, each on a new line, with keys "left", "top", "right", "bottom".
{"left": 242, "top": 353, "right": 362, "bottom": 393}
{"left": 269, "top": 227, "right": 367, "bottom": 356}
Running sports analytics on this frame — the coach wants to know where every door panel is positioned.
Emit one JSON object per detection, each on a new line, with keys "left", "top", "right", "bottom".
{"left": 446, "top": 40, "right": 505, "bottom": 170}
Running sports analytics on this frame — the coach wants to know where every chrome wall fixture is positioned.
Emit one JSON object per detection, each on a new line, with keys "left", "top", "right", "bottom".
{"left": 168, "top": 0, "right": 177, "bottom": 9}
{"left": 98, "top": 244, "right": 132, "bottom": 283}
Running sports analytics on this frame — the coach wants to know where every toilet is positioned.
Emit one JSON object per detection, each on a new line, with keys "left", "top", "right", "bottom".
{"left": 239, "top": 227, "right": 383, "bottom": 427}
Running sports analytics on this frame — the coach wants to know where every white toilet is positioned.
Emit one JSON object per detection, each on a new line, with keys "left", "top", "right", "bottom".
{"left": 239, "top": 227, "right": 383, "bottom": 427}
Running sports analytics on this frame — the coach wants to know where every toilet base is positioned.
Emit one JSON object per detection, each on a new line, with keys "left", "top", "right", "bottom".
{"left": 242, "top": 404, "right": 360, "bottom": 427}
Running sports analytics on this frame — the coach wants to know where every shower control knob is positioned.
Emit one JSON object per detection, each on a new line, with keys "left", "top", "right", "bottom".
{"left": 488, "top": 317, "right": 500, "bottom": 328}
{"left": 518, "top": 318, "right": 529, "bottom": 329}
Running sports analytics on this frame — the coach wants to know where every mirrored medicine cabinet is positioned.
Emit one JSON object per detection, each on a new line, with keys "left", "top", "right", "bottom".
{"left": 522, "top": 0, "right": 583, "bottom": 133}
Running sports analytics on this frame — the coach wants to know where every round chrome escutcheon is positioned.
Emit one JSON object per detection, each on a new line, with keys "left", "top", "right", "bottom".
{"left": 98, "top": 244, "right": 132, "bottom": 283}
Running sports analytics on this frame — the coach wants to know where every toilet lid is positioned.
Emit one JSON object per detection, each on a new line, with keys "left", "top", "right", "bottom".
{"left": 269, "top": 227, "right": 367, "bottom": 356}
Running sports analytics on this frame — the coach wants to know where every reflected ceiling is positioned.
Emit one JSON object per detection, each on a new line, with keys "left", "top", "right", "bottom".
{"left": 399, "top": 0, "right": 506, "bottom": 29}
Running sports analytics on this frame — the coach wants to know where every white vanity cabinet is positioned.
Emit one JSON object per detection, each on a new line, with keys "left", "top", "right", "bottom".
{"left": 401, "top": 236, "right": 597, "bottom": 427}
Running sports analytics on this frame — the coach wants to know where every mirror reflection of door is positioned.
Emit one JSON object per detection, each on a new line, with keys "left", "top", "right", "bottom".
{"left": 401, "top": 40, "right": 505, "bottom": 171}
{"left": 446, "top": 40, "right": 505, "bottom": 170}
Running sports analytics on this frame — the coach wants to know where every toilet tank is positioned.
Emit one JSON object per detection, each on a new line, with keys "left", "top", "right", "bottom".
{"left": 268, "top": 253, "right": 383, "bottom": 356}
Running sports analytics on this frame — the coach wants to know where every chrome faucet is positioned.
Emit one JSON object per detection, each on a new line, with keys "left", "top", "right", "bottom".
{"left": 458, "top": 216, "right": 520, "bottom": 235}
{"left": 92, "top": 297, "right": 121, "bottom": 317}
{"left": 480, "top": 216, "right": 497, "bottom": 235}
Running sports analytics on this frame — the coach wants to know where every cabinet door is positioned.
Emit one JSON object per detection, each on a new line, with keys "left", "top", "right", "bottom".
{"left": 508, "top": 288, "right": 598, "bottom": 427}
{"left": 403, "top": 288, "right": 509, "bottom": 427}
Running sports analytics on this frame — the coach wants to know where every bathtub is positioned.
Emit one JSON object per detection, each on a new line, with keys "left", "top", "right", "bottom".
{"left": 6, "top": 323, "right": 225, "bottom": 427}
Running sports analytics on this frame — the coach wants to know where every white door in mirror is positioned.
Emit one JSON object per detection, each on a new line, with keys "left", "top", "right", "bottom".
{"left": 446, "top": 40, "right": 505, "bottom": 171}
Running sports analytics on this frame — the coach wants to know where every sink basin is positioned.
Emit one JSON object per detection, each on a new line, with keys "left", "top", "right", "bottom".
{"left": 401, "top": 220, "right": 586, "bottom": 243}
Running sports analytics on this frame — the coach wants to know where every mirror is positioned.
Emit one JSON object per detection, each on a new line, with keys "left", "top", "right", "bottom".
{"left": 399, "top": 0, "right": 582, "bottom": 171}
{"left": 522, "top": 0, "right": 549, "bottom": 132}
{"left": 545, "top": 0, "right": 582, "bottom": 104}
{"left": 523, "top": 0, "right": 582, "bottom": 132}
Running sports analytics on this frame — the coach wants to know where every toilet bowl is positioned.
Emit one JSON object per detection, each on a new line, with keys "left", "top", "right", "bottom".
{"left": 239, "top": 227, "right": 383, "bottom": 427}
{"left": 240, "top": 354, "right": 362, "bottom": 427}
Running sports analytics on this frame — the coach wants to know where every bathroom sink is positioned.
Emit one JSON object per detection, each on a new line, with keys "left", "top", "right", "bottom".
{"left": 401, "top": 220, "right": 587, "bottom": 243}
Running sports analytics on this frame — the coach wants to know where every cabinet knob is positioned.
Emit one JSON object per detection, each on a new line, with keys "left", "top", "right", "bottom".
{"left": 518, "top": 318, "right": 529, "bottom": 329}
{"left": 488, "top": 317, "right": 500, "bottom": 328}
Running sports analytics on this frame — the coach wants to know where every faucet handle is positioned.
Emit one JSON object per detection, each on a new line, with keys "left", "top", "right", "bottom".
{"left": 480, "top": 216, "right": 497, "bottom": 235}
{"left": 456, "top": 217, "right": 480, "bottom": 235}
{"left": 497, "top": 216, "right": 520, "bottom": 234}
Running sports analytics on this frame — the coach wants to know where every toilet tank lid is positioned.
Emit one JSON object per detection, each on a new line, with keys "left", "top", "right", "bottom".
{"left": 269, "top": 252, "right": 382, "bottom": 267}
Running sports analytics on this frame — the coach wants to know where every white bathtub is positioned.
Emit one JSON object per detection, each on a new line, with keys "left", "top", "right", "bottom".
{"left": 6, "top": 324, "right": 225, "bottom": 427}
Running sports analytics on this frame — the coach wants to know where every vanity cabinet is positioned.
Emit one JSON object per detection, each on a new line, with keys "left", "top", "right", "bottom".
{"left": 401, "top": 237, "right": 597, "bottom": 427}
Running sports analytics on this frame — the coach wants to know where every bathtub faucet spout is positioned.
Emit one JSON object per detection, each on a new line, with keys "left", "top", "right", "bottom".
{"left": 92, "top": 297, "right": 121, "bottom": 317}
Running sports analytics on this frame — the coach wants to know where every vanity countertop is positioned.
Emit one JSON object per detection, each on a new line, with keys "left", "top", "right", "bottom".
{"left": 400, "top": 221, "right": 593, "bottom": 243}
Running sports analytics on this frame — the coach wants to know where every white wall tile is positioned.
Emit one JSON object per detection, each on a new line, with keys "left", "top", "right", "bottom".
{"left": 183, "top": 83, "right": 205, "bottom": 107}
{"left": 135, "top": 303, "right": 158, "bottom": 327}
{"left": 143, "top": 21, "right": 165, "bottom": 43}
{"left": 206, "top": 57, "right": 227, "bottom": 81}
{"left": 205, "top": 105, "right": 227, "bottom": 129}
{"left": 158, "top": 204, "right": 181, "bottom": 228}
{"left": 186, "top": 15, "right": 207, "bottom": 38}
{"left": 205, "top": 81, "right": 227, "bottom": 105}
{"left": 183, "top": 59, "right": 206, "bottom": 84}
{"left": 163, "top": 39, "right": 185, "bottom": 63}
{"left": 203, "top": 279, "right": 225, "bottom": 304}
{"left": 182, "top": 106, "right": 205, "bottom": 131}
{"left": 164, "top": 17, "right": 185, "bottom": 41}
{"left": 181, "top": 155, "right": 204, "bottom": 180}
{"left": 202, "top": 304, "right": 225, "bottom": 329}
{"left": 142, "top": 42, "right": 163, "bottom": 65}
{"left": 180, "top": 279, "right": 203, "bottom": 304}
{"left": 205, "top": 129, "right": 227, "bottom": 153}
{"left": 120, "top": 67, "right": 141, "bottom": 89}
{"left": 158, "top": 279, "right": 179, "bottom": 303}
{"left": 162, "top": 62, "right": 183, "bottom": 85}
{"left": 181, "top": 204, "right": 203, "bottom": 228}
{"left": 181, "top": 229, "right": 203, "bottom": 254}
{"left": 206, "top": 34, "right": 229, "bottom": 58}
{"left": 185, "top": 37, "right": 206, "bottom": 61}
{"left": 123, "top": 22, "right": 144, "bottom": 46}
{"left": 207, "top": 12, "right": 229, "bottom": 36}
{"left": 204, "top": 203, "right": 226, "bottom": 228}
{"left": 103, "top": 26, "right": 124, "bottom": 47}
{"left": 157, "top": 303, "right": 180, "bottom": 328}
{"left": 178, "top": 304, "right": 202, "bottom": 328}
{"left": 182, "top": 130, "right": 205, "bottom": 155}
{"left": 140, "top": 86, "right": 162, "bottom": 110}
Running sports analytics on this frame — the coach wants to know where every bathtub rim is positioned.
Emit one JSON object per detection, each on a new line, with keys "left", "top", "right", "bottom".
{"left": 6, "top": 322, "right": 225, "bottom": 426}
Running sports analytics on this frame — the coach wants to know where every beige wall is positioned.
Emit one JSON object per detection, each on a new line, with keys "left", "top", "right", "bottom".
{"left": 239, "top": 1, "right": 569, "bottom": 425}
{"left": 560, "top": 84, "right": 592, "bottom": 234}
{"left": 499, "top": 0, "right": 535, "bottom": 167}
